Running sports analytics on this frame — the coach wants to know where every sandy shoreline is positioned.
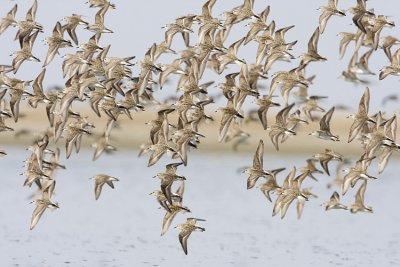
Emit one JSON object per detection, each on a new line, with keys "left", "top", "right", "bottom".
{"left": 1, "top": 105, "right": 366, "bottom": 155}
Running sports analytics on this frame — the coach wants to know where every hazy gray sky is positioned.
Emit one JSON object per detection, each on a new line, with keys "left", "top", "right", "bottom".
{"left": 0, "top": 0, "right": 399, "bottom": 112}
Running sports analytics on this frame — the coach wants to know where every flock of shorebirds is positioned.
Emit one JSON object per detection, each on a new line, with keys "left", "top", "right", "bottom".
{"left": 0, "top": 0, "right": 399, "bottom": 255}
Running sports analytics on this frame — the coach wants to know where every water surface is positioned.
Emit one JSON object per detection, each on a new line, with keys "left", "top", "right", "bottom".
{"left": 1, "top": 148, "right": 399, "bottom": 266}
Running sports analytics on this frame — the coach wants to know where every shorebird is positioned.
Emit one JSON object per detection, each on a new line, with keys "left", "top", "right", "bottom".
{"left": 62, "top": 14, "right": 89, "bottom": 45}
{"left": 378, "top": 141, "right": 400, "bottom": 174}
{"left": 348, "top": 180, "right": 373, "bottom": 213}
{"left": 318, "top": 0, "right": 346, "bottom": 34}
{"left": 92, "top": 174, "right": 119, "bottom": 200}
{"left": 267, "top": 103, "right": 296, "bottom": 150}
{"left": 337, "top": 32, "right": 357, "bottom": 59}
{"left": 61, "top": 52, "right": 91, "bottom": 78}
{"left": 297, "top": 187, "right": 317, "bottom": 219}
{"left": 349, "top": 0, "right": 374, "bottom": 34}
{"left": 300, "top": 27, "right": 327, "bottom": 66}
{"left": 217, "top": 100, "right": 244, "bottom": 142}
{"left": 368, "top": 15, "right": 396, "bottom": 50}
{"left": 92, "top": 133, "right": 116, "bottom": 161}
{"left": 28, "top": 68, "right": 50, "bottom": 108}
{"left": 217, "top": 37, "right": 246, "bottom": 73}
{"left": 258, "top": 167, "right": 286, "bottom": 202}
{"left": 86, "top": 0, "right": 116, "bottom": 9}
{"left": 150, "top": 181, "right": 184, "bottom": 212}
{"left": 341, "top": 51, "right": 368, "bottom": 84}
{"left": 301, "top": 96, "right": 325, "bottom": 121}
{"left": 11, "top": 31, "right": 40, "bottom": 73}
{"left": 161, "top": 202, "right": 190, "bottom": 236}
{"left": 0, "top": 115, "right": 14, "bottom": 132}
{"left": 30, "top": 196, "right": 59, "bottom": 230}
{"left": 85, "top": 3, "right": 113, "bottom": 33}
{"left": 230, "top": 0, "right": 260, "bottom": 24}
{"left": 15, "top": 0, "right": 43, "bottom": 47}
{"left": 176, "top": 218, "right": 205, "bottom": 255}
{"left": 42, "top": 148, "right": 66, "bottom": 176}
{"left": 243, "top": 139, "right": 270, "bottom": 189}
{"left": 7, "top": 79, "right": 33, "bottom": 122}
{"left": 217, "top": 72, "right": 238, "bottom": 100}
{"left": 327, "top": 158, "right": 350, "bottom": 189}
{"left": 243, "top": 5, "right": 270, "bottom": 45}
{"left": 172, "top": 126, "right": 205, "bottom": 166}
{"left": 0, "top": 4, "right": 17, "bottom": 35}
{"left": 281, "top": 109, "right": 308, "bottom": 142}
{"left": 254, "top": 95, "right": 280, "bottom": 130}
{"left": 300, "top": 159, "right": 323, "bottom": 181}
{"left": 322, "top": 191, "right": 347, "bottom": 211}
{"left": 64, "top": 119, "right": 93, "bottom": 158}
{"left": 380, "top": 36, "right": 400, "bottom": 60}
{"left": 43, "top": 22, "right": 73, "bottom": 67}
{"left": 145, "top": 120, "right": 176, "bottom": 167}
{"left": 159, "top": 59, "right": 186, "bottom": 89}
{"left": 269, "top": 67, "right": 309, "bottom": 106}
{"left": 363, "top": 112, "right": 396, "bottom": 157}
{"left": 232, "top": 62, "right": 259, "bottom": 110}
{"left": 348, "top": 87, "right": 373, "bottom": 143}
{"left": 163, "top": 17, "right": 194, "bottom": 48}
{"left": 155, "top": 163, "right": 185, "bottom": 204}
{"left": 312, "top": 149, "right": 343, "bottom": 176}
{"left": 78, "top": 33, "right": 103, "bottom": 59}
{"left": 272, "top": 167, "right": 309, "bottom": 219}
{"left": 352, "top": 48, "right": 375, "bottom": 75}
{"left": 379, "top": 48, "right": 400, "bottom": 80}
{"left": 22, "top": 154, "right": 50, "bottom": 187}
{"left": 342, "top": 154, "right": 376, "bottom": 195}
{"left": 309, "top": 107, "right": 339, "bottom": 141}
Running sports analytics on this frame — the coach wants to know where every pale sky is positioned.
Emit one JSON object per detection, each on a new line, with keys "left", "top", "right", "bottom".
{"left": 0, "top": 0, "right": 399, "bottom": 113}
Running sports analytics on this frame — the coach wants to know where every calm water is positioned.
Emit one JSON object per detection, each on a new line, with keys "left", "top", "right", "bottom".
{"left": 1, "top": 147, "right": 399, "bottom": 266}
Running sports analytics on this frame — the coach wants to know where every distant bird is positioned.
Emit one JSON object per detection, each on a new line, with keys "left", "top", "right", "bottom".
{"left": 337, "top": 32, "right": 357, "bottom": 59}
{"left": 254, "top": 95, "right": 280, "bottom": 130}
{"left": 341, "top": 51, "right": 369, "bottom": 84}
{"left": 322, "top": 191, "right": 347, "bottom": 211}
{"left": 381, "top": 94, "right": 398, "bottom": 106}
{"left": 300, "top": 159, "right": 323, "bottom": 181}
{"left": 312, "top": 149, "right": 343, "bottom": 176}
{"left": 86, "top": 0, "right": 116, "bottom": 9}
{"left": 92, "top": 174, "right": 119, "bottom": 200}
{"left": 347, "top": 87, "right": 373, "bottom": 143}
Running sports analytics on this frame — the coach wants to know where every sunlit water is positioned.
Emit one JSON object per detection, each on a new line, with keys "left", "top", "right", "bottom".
{"left": 1, "top": 147, "right": 399, "bottom": 266}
